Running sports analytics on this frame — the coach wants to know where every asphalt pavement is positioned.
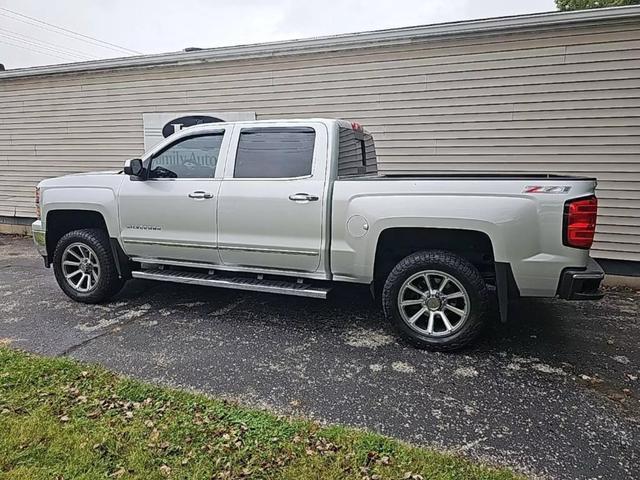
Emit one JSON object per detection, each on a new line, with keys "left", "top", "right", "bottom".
{"left": 1, "top": 234, "right": 638, "bottom": 479}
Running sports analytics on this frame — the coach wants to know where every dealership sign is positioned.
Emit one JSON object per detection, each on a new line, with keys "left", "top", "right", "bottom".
{"left": 161, "top": 115, "right": 223, "bottom": 138}
{"left": 143, "top": 111, "right": 256, "bottom": 150}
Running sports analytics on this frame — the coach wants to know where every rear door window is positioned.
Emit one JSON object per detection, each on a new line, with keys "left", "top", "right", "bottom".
{"left": 234, "top": 127, "right": 315, "bottom": 178}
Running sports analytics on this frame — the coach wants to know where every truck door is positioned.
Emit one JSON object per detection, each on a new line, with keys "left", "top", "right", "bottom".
{"left": 217, "top": 123, "right": 328, "bottom": 273}
{"left": 118, "top": 128, "right": 229, "bottom": 264}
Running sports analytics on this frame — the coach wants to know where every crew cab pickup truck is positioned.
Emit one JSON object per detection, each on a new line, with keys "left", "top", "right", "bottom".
{"left": 32, "top": 118, "right": 604, "bottom": 351}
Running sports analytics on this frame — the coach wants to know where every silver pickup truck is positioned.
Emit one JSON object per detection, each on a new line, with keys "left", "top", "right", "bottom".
{"left": 32, "top": 118, "right": 604, "bottom": 351}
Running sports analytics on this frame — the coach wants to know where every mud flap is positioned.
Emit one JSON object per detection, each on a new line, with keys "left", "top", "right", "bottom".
{"left": 109, "top": 238, "right": 132, "bottom": 280}
{"left": 495, "top": 262, "right": 519, "bottom": 323}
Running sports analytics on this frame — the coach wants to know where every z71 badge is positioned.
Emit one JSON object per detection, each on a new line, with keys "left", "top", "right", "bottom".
{"left": 523, "top": 185, "right": 572, "bottom": 194}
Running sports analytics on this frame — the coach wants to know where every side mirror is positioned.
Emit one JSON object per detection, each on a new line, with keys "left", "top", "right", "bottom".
{"left": 124, "top": 158, "right": 144, "bottom": 177}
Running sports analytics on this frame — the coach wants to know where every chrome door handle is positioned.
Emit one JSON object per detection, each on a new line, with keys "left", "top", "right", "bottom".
{"left": 289, "top": 193, "right": 319, "bottom": 202}
{"left": 188, "top": 191, "right": 213, "bottom": 199}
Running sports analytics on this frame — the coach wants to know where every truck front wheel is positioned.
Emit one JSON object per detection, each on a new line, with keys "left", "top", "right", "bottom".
{"left": 52, "top": 228, "right": 124, "bottom": 303}
{"left": 382, "top": 250, "right": 489, "bottom": 351}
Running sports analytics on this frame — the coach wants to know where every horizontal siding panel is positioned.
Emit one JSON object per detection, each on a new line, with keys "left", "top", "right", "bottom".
{"left": 596, "top": 224, "right": 640, "bottom": 236}
{"left": 591, "top": 250, "right": 640, "bottom": 262}
{"left": 381, "top": 79, "right": 640, "bottom": 101}
{"left": 404, "top": 136, "right": 640, "bottom": 146}
{"left": 268, "top": 108, "right": 640, "bottom": 122}
{"left": 4, "top": 69, "right": 639, "bottom": 113}
{"left": 1, "top": 74, "right": 427, "bottom": 102}
{"left": 565, "top": 48, "right": 640, "bottom": 64}
{"left": 599, "top": 228, "right": 640, "bottom": 241}
{"left": 426, "top": 68, "right": 640, "bottom": 91}
{"left": 426, "top": 61, "right": 640, "bottom": 85}
{"left": 5, "top": 74, "right": 640, "bottom": 110}
{"left": 566, "top": 37, "right": 640, "bottom": 54}
{"left": 7, "top": 82, "right": 640, "bottom": 115}
{"left": 599, "top": 198, "right": 640, "bottom": 210}
{"left": 379, "top": 126, "right": 640, "bottom": 137}
{"left": 590, "top": 241, "right": 640, "bottom": 253}
{"left": 1, "top": 139, "right": 140, "bottom": 148}
{"left": 0, "top": 113, "right": 143, "bottom": 124}
{"left": 0, "top": 169, "right": 123, "bottom": 178}
{"left": 375, "top": 161, "right": 640, "bottom": 174}
{"left": 414, "top": 146, "right": 639, "bottom": 154}
{"left": 32, "top": 144, "right": 140, "bottom": 152}
{"left": 512, "top": 107, "right": 640, "bottom": 120}
{"left": 4, "top": 136, "right": 142, "bottom": 145}
{"left": 378, "top": 117, "right": 640, "bottom": 131}
{"left": 376, "top": 153, "right": 640, "bottom": 162}
{"left": 595, "top": 215, "right": 640, "bottom": 226}
{"left": 5, "top": 57, "right": 638, "bottom": 103}
{"left": 597, "top": 188, "right": 640, "bottom": 199}
{"left": 11, "top": 116, "right": 640, "bottom": 132}
{"left": 6, "top": 84, "right": 640, "bottom": 115}
{"left": 591, "top": 206, "right": 640, "bottom": 218}
{"left": 6, "top": 104, "right": 640, "bottom": 124}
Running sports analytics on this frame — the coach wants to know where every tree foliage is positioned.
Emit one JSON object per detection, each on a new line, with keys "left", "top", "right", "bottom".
{"left": 556, "top": 0, "right": 640, "bottom": 10}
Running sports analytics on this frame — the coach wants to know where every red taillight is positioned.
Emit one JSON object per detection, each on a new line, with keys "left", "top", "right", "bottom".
{"left": 564, "top": 196, "right": 597, "bottom": 249}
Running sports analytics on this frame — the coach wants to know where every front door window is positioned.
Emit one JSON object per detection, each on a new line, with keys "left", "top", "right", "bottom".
{"left": 148, "top": 134, "right": 223, "bottom": 179}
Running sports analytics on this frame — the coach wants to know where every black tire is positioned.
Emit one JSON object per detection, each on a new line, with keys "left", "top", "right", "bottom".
{"left": 382, "top": 250, "right": 489, "bottom": 352}
{"left": 52, "top": 228, "right": 124, "bottom": 303}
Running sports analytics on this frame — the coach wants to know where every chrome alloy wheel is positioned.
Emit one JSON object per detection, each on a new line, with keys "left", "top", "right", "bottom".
{"left": 61, "top": 242, "right": 101, "bottom": 293}
{"left": 397, "top": 270, "right": 470, "bottom": 337}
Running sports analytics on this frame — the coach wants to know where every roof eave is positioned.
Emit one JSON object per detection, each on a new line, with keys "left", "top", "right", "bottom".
{"left": 2, "top": 5, "right": 640, "bottom": 80}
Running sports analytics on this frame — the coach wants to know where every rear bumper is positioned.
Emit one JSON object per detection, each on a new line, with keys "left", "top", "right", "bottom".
{"left": 557, "top": 258, "right": 605, "bottom": 300}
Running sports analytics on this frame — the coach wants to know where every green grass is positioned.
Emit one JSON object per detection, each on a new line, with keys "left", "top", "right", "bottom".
{"left": 0, "top": 346, "right": 521, "bottom": 480}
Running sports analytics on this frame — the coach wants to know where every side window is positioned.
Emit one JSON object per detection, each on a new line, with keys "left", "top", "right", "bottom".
{"left": 149, "top": 133, "right": 223, "bottom": 179}
{"left": 234, "top": 127, "right": 315, "bottom": 178}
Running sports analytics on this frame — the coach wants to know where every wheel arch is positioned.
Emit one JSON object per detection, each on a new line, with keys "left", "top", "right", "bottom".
{"left": 373, "top": 227, "right": 496, "bottom": 284}
{"left": 45, "top": 209, "right": 108, "bottom": 259}
{"left": 373, "top": 227, "right": 518, "bottom": 322}
{"left": 44, "top": 209, "right": 130, "bottom": 279}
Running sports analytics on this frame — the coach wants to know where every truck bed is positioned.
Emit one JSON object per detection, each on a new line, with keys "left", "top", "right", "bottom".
{"left": 330, "top": 174, "right": 597, "bottom": 297}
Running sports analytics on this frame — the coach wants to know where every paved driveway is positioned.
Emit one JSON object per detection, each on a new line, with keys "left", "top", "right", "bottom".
{"left": 1, "top": 234, "right": 638, "bottom": 479}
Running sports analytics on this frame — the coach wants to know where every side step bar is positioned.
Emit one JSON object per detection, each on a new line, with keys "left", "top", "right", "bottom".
{"left": 131, "top": 269, "right": 331, "bottom": 299}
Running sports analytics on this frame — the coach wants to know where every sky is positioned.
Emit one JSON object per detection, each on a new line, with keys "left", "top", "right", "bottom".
{"left": 0, "top": 0, "right": 556, "bottom": 70}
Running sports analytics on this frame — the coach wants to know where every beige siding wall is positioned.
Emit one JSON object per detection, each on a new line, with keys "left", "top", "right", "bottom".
{"left": 1, "top": 20, "right": 639, "bottom": 261}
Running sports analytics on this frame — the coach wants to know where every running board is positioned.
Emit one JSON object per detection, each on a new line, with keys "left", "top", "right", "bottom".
{"left": 131, "top": 269, "right": 331, "bottom": 299}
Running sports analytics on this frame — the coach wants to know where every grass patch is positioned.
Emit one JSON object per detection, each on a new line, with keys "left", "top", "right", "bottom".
{"left": 0, "top": 347, "right": 520, "bottom": 479}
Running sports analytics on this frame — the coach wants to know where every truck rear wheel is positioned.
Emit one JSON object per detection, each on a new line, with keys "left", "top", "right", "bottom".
{"left": 382, "top": 250, "right": 488, "bottom": 351}
{"left": 52, "top": 228, "right": 124, "bottom": 303}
